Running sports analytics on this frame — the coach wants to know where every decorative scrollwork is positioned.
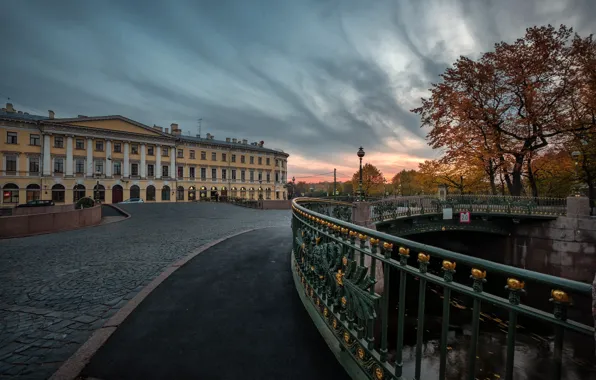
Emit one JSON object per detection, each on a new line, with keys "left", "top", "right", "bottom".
{"left": 342, "top": 259, "right": 380, "bottom": 321}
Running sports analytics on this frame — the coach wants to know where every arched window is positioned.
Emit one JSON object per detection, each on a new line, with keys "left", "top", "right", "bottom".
{"left": 162, "top": 185, "right": 170, "bottom": 201}
{"left": 231, "top": 187, "right": 237, "bottom": 198}
{"left": 265, "top": 188, "right": 272, "bottom": 200}
{"left": 248, "top": 187, "right": 255, "bottom": 200}
{"left": 130, "top": 185, "right": 140, "bottom": 199}
{"left": 240, "top": 187, "right": 246, "bottom": 199}
{"left": 146, "top": 185, "right": 156, "bottom": 201}
{"left": 73, "top": 184, "right": 86, "bottom": 202}
{"left": 189, "top": 186, "right": 197, "bottom": 201}
{"left": 199, "top": 186, "right": 207, "bottom": 200}
{"left": 52, "top": 184, "right": 65, "bottom": 203}
{"left": 26, "top": 184, "right": 41, "bottom": 202}
{"left": 2, "top": 183, "right": 19, "bottom": 203}
{"left": 176, "top": 186, "right": 185, "bottom": 201}
{"left": 93, "top": 184, "right": 105, "bottom": 202}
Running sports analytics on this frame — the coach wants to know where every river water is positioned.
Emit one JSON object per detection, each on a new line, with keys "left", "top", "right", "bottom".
{"left": 380, "top": 231, "right": 596, "bottom": 380}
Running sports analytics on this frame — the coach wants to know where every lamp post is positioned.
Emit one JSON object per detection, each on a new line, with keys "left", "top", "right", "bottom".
{"left": 258, "top": 179, "right": 263, "bottom": 200}
{"left": 357, "top": 147, "right": 365, "bottom": 201}
{"left": 571, "top": 151, "right": 581, "bottom": 197}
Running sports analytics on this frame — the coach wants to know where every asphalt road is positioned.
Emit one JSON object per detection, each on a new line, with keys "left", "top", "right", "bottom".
{"left": 0, "top": 203, "right": 290, "bottom": 379}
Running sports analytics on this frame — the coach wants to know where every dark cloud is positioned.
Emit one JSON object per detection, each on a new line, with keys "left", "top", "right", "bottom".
{"left": 1, "top": 0, "right": 594, "bottom": 178}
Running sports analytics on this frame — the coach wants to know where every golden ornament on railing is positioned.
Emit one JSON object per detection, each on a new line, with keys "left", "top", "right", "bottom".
{"left": 349, "top": 231, "right": 358, "bottom": 238}
{"left": 341, "top": 228, "right": 348, "bottom": 234}
{"left": 343, "top": 331, "right": 351, "bottom": 343}
{"left": 301, "top": 243, "right": 305, "bottom": 250}
{"left": 370, "top": 237, "right": 379, "bottom": 245}
{"left": 374, "top": 366, "right": 384, "bottom": 380}
{"left": 315, "top": 237, "right": 321, "bottom": 245}
{"left": 358, "top": 233, "right": 367, "bottom": 240}
{"left": 551, "top": 289, "right": 571, "bottom": 303}
{"left": 335, "top": 269, "right": 345, "bottom": 286}
{"left": 357, "top": 346, "right": 365, "bottom": 360}
{"left": 342, "top": 256, "right": 348, "bottom": 266}
{"left": 442, "top": 260, "right": 456, "bottom": 271}
{"left": 310, "top": 265, "right": 315, "bottom": 272}
{"left": 418, "top": 253, "right": 430, "bottom": 263}
{"left": 471, "top": 268, "right": 487, "bottom": 279}
{"left": 323, "top": 307, "right": 329, "bottom": 317}
{"left": 506, "top": 278, "right": 525, "bottom": 290}
{"left": 398, "top": 247, "right": 410, "bottom": 256}
{"left": 383, "top": 242, "right": 393, "bottom": 250}
{"left": 341, "top": 296, "right": 347, "bottom": 307}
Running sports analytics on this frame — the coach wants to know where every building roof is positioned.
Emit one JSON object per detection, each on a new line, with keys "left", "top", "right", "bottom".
{"left": 44, "top": 115, "right": 172, "bottom": 138}
{"left": 0, "top": 110, "right": 48, "bottom": 121}
{"left": 178, "top": 134, "right": 289, "bottom": 156}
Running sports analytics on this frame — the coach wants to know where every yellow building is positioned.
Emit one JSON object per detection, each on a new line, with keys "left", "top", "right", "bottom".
{"left": 0, "top": 103, "right": 289, "bottom": 206}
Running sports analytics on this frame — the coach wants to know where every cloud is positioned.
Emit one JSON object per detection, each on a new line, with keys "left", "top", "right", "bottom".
{"left": 1, "top": 0, "right": 594, "bottom": 180}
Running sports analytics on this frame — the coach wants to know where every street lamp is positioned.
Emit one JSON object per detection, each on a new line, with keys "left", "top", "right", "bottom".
{"left": 571, "top": 151, "right": 581, "bottom": 197}
{"left": 258, "top": 179, "right": 263, "bottom": 200}
{"left": 357, "top": 147, "right": 365, "bottom": 201}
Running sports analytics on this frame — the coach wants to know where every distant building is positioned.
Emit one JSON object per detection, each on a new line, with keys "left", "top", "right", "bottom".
{"left": 0, "top": 103, "right": 289, "bottom": 205}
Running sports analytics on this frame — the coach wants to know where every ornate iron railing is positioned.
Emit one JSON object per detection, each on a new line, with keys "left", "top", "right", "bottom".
{"left": 370, "top": 195, "right": 567, "bottom": 223}
{"left": 292, "top": 197, "right": 593, "bottom": 380}
{"left": 295, "top": 198, "right": 353, "bottom": 223}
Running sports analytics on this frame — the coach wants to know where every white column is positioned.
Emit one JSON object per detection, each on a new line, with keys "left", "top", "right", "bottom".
{"left": 156, "top": 146, "right": 162, "bottom": 179}
{"left": 105, "top": 140, "right": 112, "bottom": 177}
{"left": 43, "top": 134, "right": 51, "bottom": 176}
{"left": 65, "top": 136, "right": 73, "bottom": 176}
{"left": 140, "top": 144, "right": 146, "bottom": 178}
{"left": 123, "top": 142, "right": 130, "bottom": 177}
{"left": 86, "top": 138, "right": 93, "bottom": 177}
{"left": 170, "top": 146, "right": 175, "bottom": 178}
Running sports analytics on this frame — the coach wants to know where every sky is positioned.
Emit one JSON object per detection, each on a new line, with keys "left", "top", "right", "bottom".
{"left": 1, "top": 0, "right": 594, "bottom": 182}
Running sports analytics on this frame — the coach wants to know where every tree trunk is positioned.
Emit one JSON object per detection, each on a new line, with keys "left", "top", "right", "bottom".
{"left": 487, "top": 159, "right": 497, "bottom": 195}
{"left": 527, "top": 157, "right": 539, "bottom": 198}
{"left": 510, "top": 154, "right": 524, "bottom": 196}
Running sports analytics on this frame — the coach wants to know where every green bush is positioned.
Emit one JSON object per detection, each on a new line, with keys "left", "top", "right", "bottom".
{"left": 75, "top": 197, "right": 95, "bottom": 209}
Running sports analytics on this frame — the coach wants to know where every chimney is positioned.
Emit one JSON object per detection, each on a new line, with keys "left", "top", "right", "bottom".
{"left": 171, "top": 123, "right": 178, "bottom": 130}
{"left": 171, "top": 124, "right": 181, "bottom": 136}
{"left": 48, "top": 110, "right": 55, "bottom": 119}
{"left": 225, "top": 137, "right": 231, "bottom": 142}
{"left": 232, "top": 138, "right": 237, "bottom": 143}
{"left": 6, "top": 103, "right": 15, "bottom": 113}
{"left": 165, "top": 128, "right": 169, "bottom": 134}
{"left": 242, "top": 139, "right": 248, "bottom": 144}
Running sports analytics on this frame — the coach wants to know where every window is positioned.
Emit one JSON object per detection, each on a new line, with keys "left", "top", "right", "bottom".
{"left": 258, "top": 172, "right": 262, "bottom": 181}
{"left": 276, "top": 172, "right": 279, "bottom": 182}
{"left": 6, "top": 155, "right": 17, "bottom": 172}
{"left": 211, "top": 152, "right": 216, "bottom": 161}
{"left": 250, "top": 171, "right": 254, "bottom": 182}
{"left": 73, "top": 184, "right": 85, "bottom": 202}
{"left": 51, "top": 184, "right": 65, "bottom": 203}
{"left": 6, "top": 132, "right": 17, "bottom": 144}
{"left": 266, "top": 158, "right": 270, "bottom": 165}
{"left": 200, "top": 168, "right": 206, "bottom": 180}
{"left": 113, "top": 161, "right": 121, "bottom": 175}
{"left": 162, "top": 165, "right": 169, "bottom": 177}
{"left": 95, "top": 160, "right": 104, "bottom": 174}
{"left": 93, "top": 184, "right": 105, "bottom": 201}
{"left": 266, "top": 173, "right": 270, "bottom": 183}
{"left": 222, "top": 169, "right": 227, "bottom": 180}
{"left": 30, "top": 134, "right": 40, "bottom": 146}
{"left": 29, "top": 157, "right": 40, "bottom": 173}
{"left": 232, "top": 169, "right": 236, "bottom": 180}
{"left": 131, "top": 144, "right": 138, "bottom": 154}
{"left": 131, "top": 163, "right": 139, "bottom": 176}
{"left": 162, "top": 147, "right": 169, "bottom": 156}
{"left": 76, "top": 139, "right": 85, "bottom": 150}
{"left": 147, "top": 164, "right": 154, "bottom": 177}
{"left": 114, "top": 142, "right": 122, "bottom": 152}
{"left": 177, "top": 186, "right": 185, "bottom": 201}
{"left": 27, "top": 184, "right": 41, "bottom": 202}
{"left": 241, "top": 155, "right": 246, "bottom": 163}
{"left": 54, "top": 158, "right": 64, "bottom": 173}
{"left": 162, "top": 185, "right": 171, "bottom": 201}
{"left": 190, "top": 167, "right": 195, "bottom": 178}
{"left": 95, "top": 141, "right": 104, "bottom": 151}
{"left": 54, "top": 136, "right": 64, "bottom": 148}
{"left": 146, "top": 185, "right": 156, "bottom": 201}
{"left": 2, "top": 184, "right": 19, "bottom": 203}
{"left": 76, "top": 159, "right": 85, "bottom": 174}
{"left": 201, "top": 151, "right": 206, "bottom": 160}
{"left": 147, "top": 146, "right": 154, "bottom": 156}
{"left": 241, "top": 170, "right": 245, "bottom": 181}
{"left": 177, "top": 149, "right": 184, "bottom": 158}
{"left": 258, "top": 157, "right": 262, "bottom": 165}
{"left": 177, "top": 166, "right": 184, "bottom": 178}
{"left": 211, "top": 168, "right": 217, "bottom": 180}
{"left": 250, "top": 156, "right": 254, "bottom": 164}
{"left": 231, "top": 154, "right": 236, "bottom": 162}
{"left": 222, "top": 153, "right": 227, "bottom": 162}
{"left": 190, "top": 150, "right": 195, "bottom": 159}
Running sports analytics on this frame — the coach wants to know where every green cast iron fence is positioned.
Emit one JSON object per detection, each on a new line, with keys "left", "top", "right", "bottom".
{"left": 292, "top": 197, "right": 593, "bottom": 380}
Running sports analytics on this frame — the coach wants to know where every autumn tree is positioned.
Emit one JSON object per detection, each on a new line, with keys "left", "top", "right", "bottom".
{"left": 412, "top": 25, "right": 596, "bottom": 196}
{"left": 391, "top": 169, "right": 423, "bottom": 195}
{"left": 351, "top": 163, "right": 384, "bottom": 196}
{"left": 529, "top": 150, "right": 574, "bottom": 197}
{"left": 342, "top": 182, "right": 354, "bottom": 196}
{"left": 417, "top": 160, "right": 490, "bottom": 194}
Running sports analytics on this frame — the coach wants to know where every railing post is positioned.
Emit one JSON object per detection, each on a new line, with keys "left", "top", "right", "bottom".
{"left": 352, "top": 201, "right": 373, "bottom": 229}
{"left": 566, "top": 196, "right": 590, "bottom": 217}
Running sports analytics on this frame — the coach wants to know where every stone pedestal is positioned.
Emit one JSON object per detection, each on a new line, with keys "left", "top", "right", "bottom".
{"left": 351, "top": 201, "right": 374, "bottom": 229}
{"left": 566, "top": 196, "right": 590, "bottom": 218}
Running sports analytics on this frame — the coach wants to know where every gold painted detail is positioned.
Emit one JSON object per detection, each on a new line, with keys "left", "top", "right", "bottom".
{"left": 551, "top": 289, "right": 571, "bottom": 303}
{"left": 357, "top": 346, "right": 365, "bottom": 360}
{"left": 342, "top": 256, "right": 348, "bottom": 266}
{"left": 343, "top": 331, "right": 350, "bottom": 343}
{"left": 332, "top": 318, "right": 338, "bottom": 329}
{"left": 374, "top": 365, "right": 384, "bottom": 380}
{"left": 349, "top": 231, "right": 358, "bottom": 238}
{"left": 310, "top": 265, "right": 315, "bottom": 272}
{"left": 315, "top": 237, "right": 321, "bottom": 245}
{"left": 471, "top": 268, "right": 487, "bottom": 279}
{"left": 506, "top": 278, "right": 525, "bottom": 290}
{"left": 442, "top": 260, "right": 456, "bottom": 271}
{"left": 383, "top": 242, "right": 393, "bottom": 250}
{"left": 341, "top": 296, "right": 347, "bottom": 307}
{"left": 418, "top": 253, "right": 430, "bottom": 263}
{"left": 335, "top": 270, "right": 345, "bottom": 286}
{"left": 316, "top": 298, "right": 320, "bottom": 306}
{"left": 358, "top": 233, "right": 367, "bottom": 241}
{"left": 323, "top": 308, "right": 329, "bottom": 317}
{"left": 399, "top": 247, "right": 410, "bottom": 255}
{"left": 369, "top": 237, "right": 379, "bottom": 245}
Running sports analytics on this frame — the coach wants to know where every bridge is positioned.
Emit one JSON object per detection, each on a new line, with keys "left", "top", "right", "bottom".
{"left": 292, "top": 194, "right": 595, "bottom": 380}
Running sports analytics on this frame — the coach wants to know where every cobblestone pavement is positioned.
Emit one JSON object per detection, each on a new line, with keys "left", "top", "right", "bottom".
{"left": 0, "top": 203, "right": 290, "bottom": 379}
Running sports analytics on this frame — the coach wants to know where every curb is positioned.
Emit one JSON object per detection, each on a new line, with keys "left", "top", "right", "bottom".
{"left": 50, "top": 228, "right": 260, "bottom": 380}
{"left": 104, "top": 203, "right": 132, "bottom": 219}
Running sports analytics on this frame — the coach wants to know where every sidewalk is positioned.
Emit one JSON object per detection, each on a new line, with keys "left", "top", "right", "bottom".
{"left": 79, "top": 227, "right": 349, "bottom": 380}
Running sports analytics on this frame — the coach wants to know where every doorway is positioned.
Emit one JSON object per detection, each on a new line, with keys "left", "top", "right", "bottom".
{"left": 112, "top": 185, "right": 123, "bottom": 203}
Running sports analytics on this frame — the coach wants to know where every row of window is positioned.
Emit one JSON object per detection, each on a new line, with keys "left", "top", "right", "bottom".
{"left": 5, "top": 133, "right": 285, "bottom": 168}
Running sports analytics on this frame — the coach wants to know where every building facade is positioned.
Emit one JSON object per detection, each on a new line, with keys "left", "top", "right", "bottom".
{"left": 0, "top": 104, "right": 289, "bottom": 206}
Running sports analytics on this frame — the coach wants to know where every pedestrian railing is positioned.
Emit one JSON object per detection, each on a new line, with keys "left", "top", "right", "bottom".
{"left": 295, "top": 198, "right": 353, "bottom": 223}
{"left": 292, "top": 197, "right": 593, "bottom": 380}
{"left": 370, "top": 195, "right": 567, "bottom": 223}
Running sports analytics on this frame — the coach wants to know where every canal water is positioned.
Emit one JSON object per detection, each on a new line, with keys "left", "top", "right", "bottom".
{"left": 381, "top": 231, "right": 596, "bottom": 380}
